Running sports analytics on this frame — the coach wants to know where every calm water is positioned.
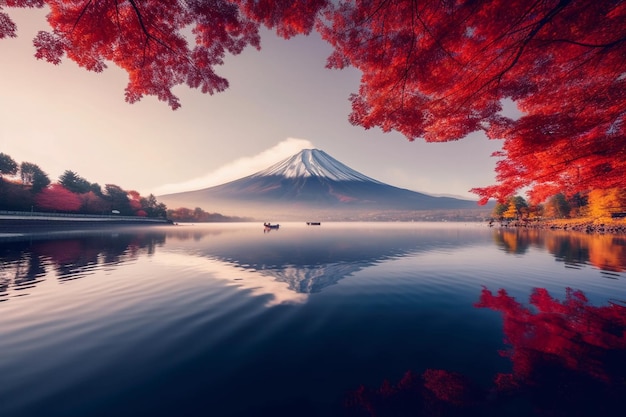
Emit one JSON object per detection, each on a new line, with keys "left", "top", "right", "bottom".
{"left": 1, "top": 222, "right": 625, "bottom": 417}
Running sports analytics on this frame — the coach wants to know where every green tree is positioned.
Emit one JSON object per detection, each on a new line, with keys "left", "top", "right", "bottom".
{"left": 492, "top": 202, "right": 508, "bottom": 219}
{"left": 59, "top": 170, "right": 91, "bottom": 194}
{"left": 19, "top": 162, "right": 50, "bottom": 193}
{"left": 0, "top": 152, "right": 18, "bottom": 178}
{"left": 103, "top": 184, "right": 132, "bottom": 215}
{"left": 140, "top": 194, "right": 167, "bottom": 218}
{"left": 89, "top": 182, "right": 103, "bottom": 196}
{"left": 494, "top": 195, "right": 528, "bottom": 219}
{"left": 0, "top": 182, "right": 33, "bottom": 211}
{"left": 544, "top": 194, "right": 571, "bottom": 219}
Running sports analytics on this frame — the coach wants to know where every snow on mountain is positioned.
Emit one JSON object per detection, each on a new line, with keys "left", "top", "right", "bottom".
{"left": 253, "top": 149, "right": 382, "bottom": 183}
{"left": 157, "top": 148, "right": 491, "bottom": 220}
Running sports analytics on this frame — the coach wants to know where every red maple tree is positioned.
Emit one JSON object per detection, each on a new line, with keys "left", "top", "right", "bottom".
{"left": 34, "top": 183, "right": 82, "bottom": 212}
{"left": 2, "top": 1, "right": 624, "bottom": 201}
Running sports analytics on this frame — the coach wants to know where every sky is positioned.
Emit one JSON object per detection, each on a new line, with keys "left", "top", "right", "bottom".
{"left": 0, "top": 7, "right": 504, "bottom": 201}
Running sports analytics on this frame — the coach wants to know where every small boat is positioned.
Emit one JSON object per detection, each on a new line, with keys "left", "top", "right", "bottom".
{"left": 263, "top": 222, "right": 280, "bottom": 229}
{"left": 306, "top": 222, "right": 321, "bottom": 226}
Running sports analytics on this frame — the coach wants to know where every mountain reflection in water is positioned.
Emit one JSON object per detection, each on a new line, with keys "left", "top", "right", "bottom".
{"left": 2, "top": 224, "right": 625, "bottom": 303}
{"left": 0, "top": 223, "right": 624, "bottom": 417}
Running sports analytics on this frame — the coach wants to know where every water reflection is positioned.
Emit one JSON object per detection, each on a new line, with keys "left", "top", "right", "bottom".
{"left": 1, "top": 224, "right": 625, "bottom": 417}
{"left": 346, "top": 287, "right": 626, "bottom": 417}
{"left": 493, "top": 228, "right": 626, "bottom": 272}
{"left": 162, "top": 225, "right": 489, "bottom": 295}
{"left": 0, "top": 230, "right": 166, "bottom": 301}
{"left": 2, "top": 224, "right": 626, "bottom": 304}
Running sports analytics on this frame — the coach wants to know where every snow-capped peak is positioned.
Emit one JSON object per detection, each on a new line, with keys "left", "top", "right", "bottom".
{"left": 252, "top": 149, "right": 381, "bottom": 182}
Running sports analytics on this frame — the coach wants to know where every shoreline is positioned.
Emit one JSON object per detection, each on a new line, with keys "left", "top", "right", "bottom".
{"left": 0, "top": 212, "right": 172, "bottom": 234}
{"left": 490, "top": 218, "right": 626, "bottom": 234}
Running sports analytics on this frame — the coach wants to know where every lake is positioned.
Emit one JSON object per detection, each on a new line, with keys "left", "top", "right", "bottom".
{"left": 1, "top": 222, "right": 625, "bottom": 417}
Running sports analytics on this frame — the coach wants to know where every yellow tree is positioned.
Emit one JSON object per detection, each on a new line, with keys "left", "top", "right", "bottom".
{"left": 503, "top": 200, "right": 519, "bottom": 220}
{"left": 587, "top": 188, "right": 626, "bottom": 219}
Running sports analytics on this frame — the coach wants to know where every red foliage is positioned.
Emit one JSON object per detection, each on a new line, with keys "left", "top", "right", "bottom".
{"left": 422, "top": 369, "right": 481, "bottom": 407}
{"left": 34, "top": 184, "right": 82, "bottom": 212}
{"left": 319, "top": 0, "right": 626, "bottom": 203}
{"left": 2, "top": 0, "right": 263, "bottom": 109}
{"left": 346, "top": 287, "right": 626, "bottom": 417}
{"left": 32, "top": 239, "right": 89, "bottom": 264}
{"left": 78, "top": 191, "right": 108, "bottom": 214}
{"left": 344, "top": 371, "right": 427, "bottom": 417}
{"left": 127, "top": 190, "right": 142, "bottom": 212}
{"left": 475, "top": 287, "right": 626, "bottom": 384}
{"left": 2, "top": 1, "right": 625, "bottom": 200}
{"left": 233, "top": 0, "right": 329, "bottom": 38}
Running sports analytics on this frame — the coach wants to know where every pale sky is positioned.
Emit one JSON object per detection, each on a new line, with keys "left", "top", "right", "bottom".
{"left": 0, "top": 7, "right": 504, "bottom": 201}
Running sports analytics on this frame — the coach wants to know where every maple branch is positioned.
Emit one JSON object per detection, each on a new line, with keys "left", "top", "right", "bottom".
{"left": 494, "top": 0, "right": 573, "bottom": 84}
{"left": 435, "top": 0, "right": 575, "bottom": 115}
{"left": 412, "top": 0, "right": 461, "bottom": 65}
{"left": 395, "top": 0, "right": 419, "bottom": 109}
{"left": 536, "top": 36, "right": 626, "bottom": 49}
{"left": 127, "top": 0, "right": 174, "bottom": 53}
{"left": 72, "top": 0, "right": 93, "bottom": 31}
{"left": 362, "top": 0, "right": 392, "bottom": 26}
{"left": 421, "top": 0, "right": 547, "bottom": 113}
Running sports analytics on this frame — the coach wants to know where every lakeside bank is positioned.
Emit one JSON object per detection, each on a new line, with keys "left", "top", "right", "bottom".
{"left": 0, "top": 210, "right": 172, "bottom": 234}
{"left": 490, "top": 217, "right": 626, "bottom": 234}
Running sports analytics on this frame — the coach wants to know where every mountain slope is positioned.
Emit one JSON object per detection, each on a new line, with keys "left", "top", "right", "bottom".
{"left": 158, "top": 149, "right": 487, "bottom": 219}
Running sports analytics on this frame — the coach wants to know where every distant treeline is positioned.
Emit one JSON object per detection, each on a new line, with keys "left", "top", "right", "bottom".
{"left": 166, "top": 207, "right": 251, "bottom": 223}
{"left": 0, "top": 152, "right": 166, "bottom": 218}
{"left": 0, "top": 152, "right": 250, "bottom": 221}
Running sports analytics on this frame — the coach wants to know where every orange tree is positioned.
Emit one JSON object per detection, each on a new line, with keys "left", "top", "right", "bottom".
{"left": 2, "top": 0, "right": 624, "bottom": 202}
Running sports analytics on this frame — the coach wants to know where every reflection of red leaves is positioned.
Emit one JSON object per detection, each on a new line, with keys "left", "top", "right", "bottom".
{"left": 423, "top": 369, "right": 482, "bottom": 406}
{"left": 346, "top": 369, "right": 483, "bottom": 416}
{"left": 345, "top": 371, "right": 424, "bottom": 417}
{"left": 476, "top": 287, "right": 626, "bottom": 384}
{"left": 32, "top": 239, "right": 100, "bottom": 266}
{"left": 493, "top": 372, "right": 519, "bottom": 392}
{"left": 348, "top": 287, "right": 626, "bottom": 416}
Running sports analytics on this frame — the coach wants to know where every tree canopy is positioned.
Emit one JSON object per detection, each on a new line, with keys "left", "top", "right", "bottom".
{"left": 0, "top": 152, "right": 168, "bottom": 216}
{"left": 1, "top": 0, "right": 624, "bottom": 202}
{"left": 19, "top": 161, "right": 50, "bottom": 192}
{"left": 59, "top": 170, "right": 92, "bottom": 194}
{"left": 0, "top": 152, "right": 18, "bottom": 177}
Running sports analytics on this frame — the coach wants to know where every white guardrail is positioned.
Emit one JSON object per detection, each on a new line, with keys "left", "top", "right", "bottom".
{"left": 0, "top": 210, "right": 168, "bottom": 222}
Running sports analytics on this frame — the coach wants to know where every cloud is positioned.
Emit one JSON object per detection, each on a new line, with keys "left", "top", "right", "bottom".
{"left": 153, "top": 138, "right": 315, "bottom": 195}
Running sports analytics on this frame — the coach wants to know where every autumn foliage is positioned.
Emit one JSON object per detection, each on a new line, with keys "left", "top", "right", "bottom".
{"left": 346, "top": 287, "right": 626, "bottom": 417}
{"left": 34, "top": 183, "right": 82, "bottom": 211}
{"left": 475, "top": 287, "right": 626, "bottom": 385}
{"left": 0, "top": 153, "right": 167, "bottom": 216}
{"left": 1, "top": 1, "right": 625, "bottom": 201}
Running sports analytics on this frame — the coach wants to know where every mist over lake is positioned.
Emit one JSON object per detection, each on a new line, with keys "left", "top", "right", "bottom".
{"left": 1, "top": 222, "right": 624, "bottom": 417}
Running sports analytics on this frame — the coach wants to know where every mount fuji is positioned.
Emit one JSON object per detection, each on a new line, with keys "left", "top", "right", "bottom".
{"left": 157, "top": 149, "right": 489, "bottom": 220}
